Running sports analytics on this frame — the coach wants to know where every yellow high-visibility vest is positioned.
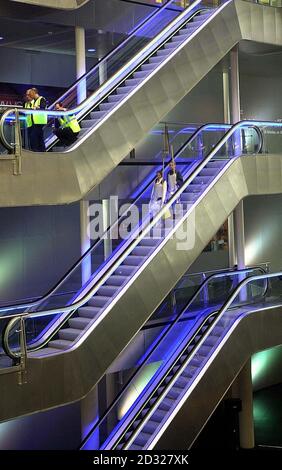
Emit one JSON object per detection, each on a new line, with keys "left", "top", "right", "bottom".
{"left": 24, "top": 101, "right": 34, "bottom": 128}
{"left": 59, "top": 114, "right": 81, "bottom": 133}
{"left": 32, "top": 96, "right": 47, "bottom": 125}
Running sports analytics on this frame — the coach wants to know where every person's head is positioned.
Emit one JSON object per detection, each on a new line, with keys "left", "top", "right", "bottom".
{"left": 156, "top": 170, "right": 163, "bottom": 180}
{"left": 169, "top": 160, "right": 176, "bottom": 172}
{"left": 25, "top": 89, "right": 33, "bottom": 102}
{"left": 29, "top": 88, "right": 39, "bottom": 99}
{"left": 55, "top": 102, "right": 64, "bottom": 111}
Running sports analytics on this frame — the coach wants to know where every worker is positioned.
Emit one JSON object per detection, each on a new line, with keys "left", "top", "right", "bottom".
{"left": 23, "top": 89, "right": 33, "bottom": 149}
{"left": 53, "top": 102, "right": 81, "bottom": 147}
{"left": 28, "top": 87, "right": 47, "bottom": 152}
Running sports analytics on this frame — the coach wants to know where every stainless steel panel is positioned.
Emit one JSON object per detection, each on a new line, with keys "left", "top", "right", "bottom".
{"left": 154, "top": 304, "right": 282, "bottom": 449}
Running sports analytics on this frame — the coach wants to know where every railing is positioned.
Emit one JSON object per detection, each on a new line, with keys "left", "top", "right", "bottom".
{"left": 79, "top": 264, "right": 267, "bottom": 449}
{"left": 0, "top": 121, "right": 262, "bottom": 349}
{"left": 104, "top": 270, "right": 280, "bottom": 450}
{"left": 0, "top": 120, "right": 268, "bottom": 369}
{"left": 0, "top": 0, "right": 222, "bottom": 153}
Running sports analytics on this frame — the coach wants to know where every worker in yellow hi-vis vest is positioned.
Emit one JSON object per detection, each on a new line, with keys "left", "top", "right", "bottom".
{"left": 53, "top": 102, "right": 81, "bottom": 147}
{"left": 23, "top": 89, "right": 34, "bottom": 150}
{"left": 28, "top": 87, "right": 47, "bottom": 152}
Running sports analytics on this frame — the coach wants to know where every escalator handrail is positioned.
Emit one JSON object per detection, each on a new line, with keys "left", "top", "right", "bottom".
{"left": 0, "top": 120, "right": 265, "bottom": 324}
{"left": 15, "top": 2, "right": 205, "bottom": 124}
{"left": 79, "top": 264, "right": 267, "bottom": 449}
{"left": 0, "top": 121, "right": 231, "bottom": 315}
{"left": 47, "top": 0, "right": 178, "bottom": 110}
{"left": 111, "top": 271, "right": 273, "bottom": 449}
{"left": 0, "top": 4, "right": 212, "bottom": 152}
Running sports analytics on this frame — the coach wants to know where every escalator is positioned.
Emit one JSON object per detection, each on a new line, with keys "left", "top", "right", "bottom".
{"left": 0, "top": 0, "right": 280, "bottom": 206}
{"left": 79, "top": 265, "right": 279, "bottom": 450}
{"left": 0, "top": 119, "right": 281, "bottom": 422}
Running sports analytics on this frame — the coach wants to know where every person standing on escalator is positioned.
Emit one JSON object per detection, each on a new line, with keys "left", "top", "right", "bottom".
{"left": 28, "top": 88, "right": 47, "bottom": 152}
{"left": 23, "top": 90, "right": 33, "bottom": 150}
{"left": 53, "top": 102, "right": 81, "bottom": 147}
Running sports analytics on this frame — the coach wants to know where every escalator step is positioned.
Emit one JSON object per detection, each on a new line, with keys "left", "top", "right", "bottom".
{"left": 204, "top": 335, "right": 219, "bottom": 348}
{"left": 123, "top": 255, "right": 145, "bottom": 266}
{"left": 139, "top": 238, "right": 160, "bottom": 247}
{"left": 128, "top": 444, "right": 143, "bottom": 451}
{"left": 197, "top": 345, "right": 212, "bottom": 357}
{"left": 133, "top": 70, "right": 149, "bottom": 79}
{"left": 78, "top": 306, "right": 101, "bottom": 319}
{"left": 105, "top": 275, "right": 128, "bottom": 287}
{"left": 48, "top": 339, "right": 72, "bottom": 350}
{"left": 116, "top": 86, "right": 135, "bottom": 95}
{"left": 141, "top": 63, "right": 157, "bottom": 71}
{"left": 142, "top": 421, "right": 158, "bottom": 435}
{"left": 135, "top": 431, "right": 151, "bottom": 448}
{"left": 125, "top": 78, "right": 142, "bottom": 87}
{"left": 113, "top": 265, "right": 138, "bottom": 276}
{"left": 131, "top": 246, "right": 154, "bottom": 257}
{"left": 159, "top": 396, "right": 174, "bottom": 411}
{"left": 175, "top": 376, "right": 188, "bottom": 389}
{"left": 164, "top": 42, "right": 179, "bottom": 50}
{"left": 88, "top": 296, "right": 110, "bottom": 308}
{"left": 28, "top": 347, "right": 63, "bottom": 357}
{"left": 59, "top": 328, "right": 82, "bottom": 341}
{"left": 167, "top": 385, "right": 183, "bottom": 399}
{"left": 90, "top": 111, "right": 106, "bottom": 120}
{"left": 149, "top": 56, "right": 163, "bottom": 64}
{"left": 80, "top": 120, "right": 95, "bottom": 128}
{"left": 69, "top": 317, "right": 92, "bottom": 329}
{"left": 108, "top": 94, "right": 124, "bottom": 103}
{"left": 212, "top": 326, "right": 225, "bottom": 337}
{"left": 156, "top": 49, "right": 171, "bottom": 57}
{"left": 99, "top": 102, "right": 113, "bottom": 112}
{"left": 97, "top": 285, "right": 119, "bottom": 297}
{"left": 150, "top": 408, "right": 167, "bottom": 423}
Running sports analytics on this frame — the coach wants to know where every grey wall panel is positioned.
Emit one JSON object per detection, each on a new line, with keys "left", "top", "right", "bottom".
{"left": 0, "top": 401, "right": 81, "bottom": 450}
{"left": 244, "top": 194, "right": 282, "bottom": 272}
{"left": 0, "top": 203, "right": 81, "bottom": 303}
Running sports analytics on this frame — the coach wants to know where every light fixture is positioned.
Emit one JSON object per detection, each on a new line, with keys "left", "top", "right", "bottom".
{"left": 0, "top": 37, "right": 4, "bottom": 40}
{"left": 88, "top": 48, "right": 96, "bottom": 52}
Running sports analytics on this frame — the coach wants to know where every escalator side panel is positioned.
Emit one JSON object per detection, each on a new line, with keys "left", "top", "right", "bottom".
{"left": 154, "top": 305, "right": 282, "bottom": 449}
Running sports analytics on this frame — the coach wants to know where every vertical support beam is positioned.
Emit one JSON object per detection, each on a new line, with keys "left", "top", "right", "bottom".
{"left": 80, "top": 200, "right": 91, "bottom": 285}
{"left": 75, "top": 26, "right": 86, "bottom": 103}
{"left": 222, "top": 65, "right": 236, "bottom": 267}
{"left": 230, "top": 46, "right": 245, "bottom": 269}
{"left": 102, "top": 199, "right": 112, "bottom": 260}
{"left": 81, "top": 385, "right": 99, "bottom": 446}
{"left": 235, "top": 359, "right": 255, "bottom": 449}
{"left": 99, "top": 60, "right": 108, "bottom": 86}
